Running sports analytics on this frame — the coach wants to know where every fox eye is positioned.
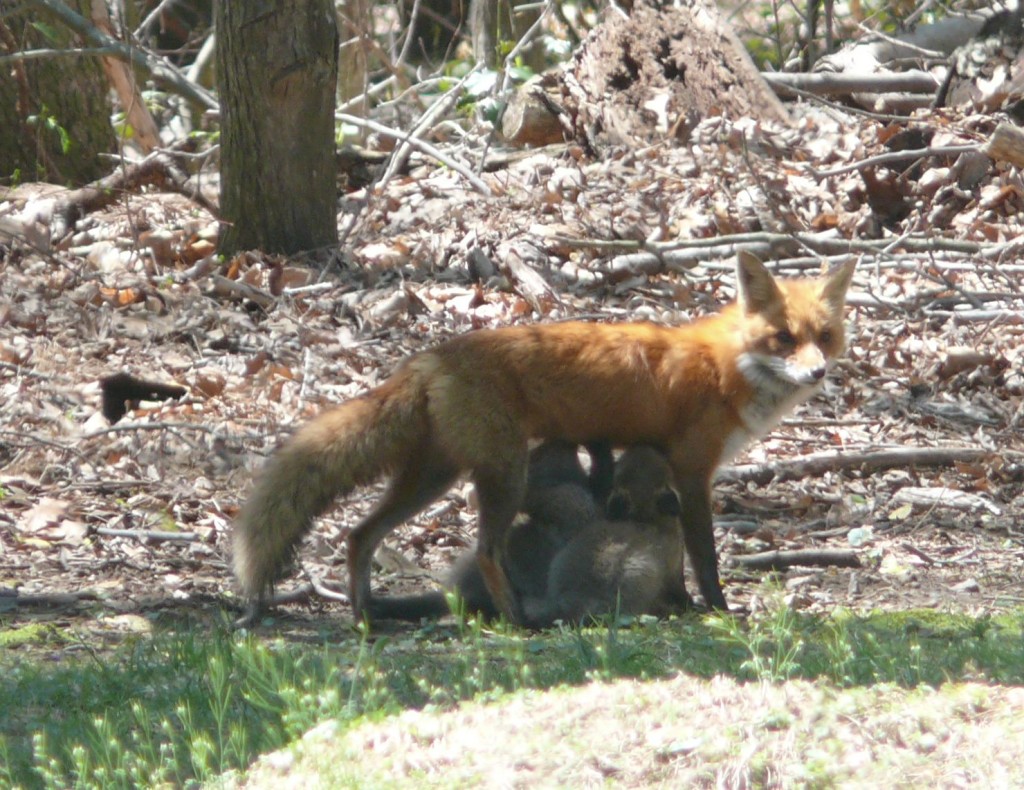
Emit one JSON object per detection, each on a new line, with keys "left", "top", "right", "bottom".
{"left": 820, "top": 329, "right": 833, "bottom": 344}
{"left": 774, "top": 329, "right": 796, "bottom": 347}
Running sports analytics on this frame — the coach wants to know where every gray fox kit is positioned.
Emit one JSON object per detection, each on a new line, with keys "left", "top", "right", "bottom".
{"left": 522, "top": 445, "right": 692, "bottom": 627}
{"left": 367, "top": 441, "right": 612, "bottom": 621}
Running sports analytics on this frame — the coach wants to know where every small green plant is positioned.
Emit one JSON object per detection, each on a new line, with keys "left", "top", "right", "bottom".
{"left": 26, "top": 107, "right": 71, "bottom": 156}
{"left": 28, "top": 21, "right": 62, "bottom": 44}
{"left": 707, "top": 597, "right": 806, "bottom": 681}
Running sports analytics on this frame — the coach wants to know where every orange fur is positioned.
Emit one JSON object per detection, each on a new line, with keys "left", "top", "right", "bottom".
{"left": 233, "top": 253, "right": 856, "bottom": 621}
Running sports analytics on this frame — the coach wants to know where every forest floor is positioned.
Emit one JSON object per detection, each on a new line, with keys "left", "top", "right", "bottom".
{"left": 3, "top": 100, "right": 1023, "bottom": 641}
{"left": 3, "top": 12, "right": 1024, "bottom": 783}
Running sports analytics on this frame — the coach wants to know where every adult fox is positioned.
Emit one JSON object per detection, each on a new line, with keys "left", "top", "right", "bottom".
{"left": 234, "top": 251, "right": 856, "bottom": 623}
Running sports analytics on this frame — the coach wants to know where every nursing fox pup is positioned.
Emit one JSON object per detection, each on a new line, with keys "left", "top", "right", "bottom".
{"left": 522, "top": 446, "right": 691, "bottom": 627}
{"left": 368, "top": 440, "right": 611, "bottom": 622}
{"left": 374, "top": 444, "right": 688, "bottom": 625}
{"left": 233, "top": 251, "right": 856, "bottom": 622}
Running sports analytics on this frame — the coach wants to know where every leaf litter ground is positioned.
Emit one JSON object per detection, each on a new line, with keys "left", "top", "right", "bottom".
{"left": 2, "top": 103, "right": 1024, "bottom": 784}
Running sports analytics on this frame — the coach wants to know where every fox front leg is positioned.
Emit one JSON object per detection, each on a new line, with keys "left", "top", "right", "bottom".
{"left": 673, "top": 474, "right": 728, "bottom": 611}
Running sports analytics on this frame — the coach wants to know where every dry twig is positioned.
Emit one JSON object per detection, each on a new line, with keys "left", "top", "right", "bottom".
{"left": 720, "top": 446, "right": 1007, "bottom": 486}
{"left": 731, "top": 549, "right": 861, "bottom": 571}
{"left": 94, "top": 527, "right": 200, "bottom": 542}
{"left": 337, "top": 113, "right": 495, "bottom": 197}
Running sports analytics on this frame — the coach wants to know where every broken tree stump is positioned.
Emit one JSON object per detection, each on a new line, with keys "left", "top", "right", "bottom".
{"left": 560, "top": 0, "right": 789, "bottom": 151}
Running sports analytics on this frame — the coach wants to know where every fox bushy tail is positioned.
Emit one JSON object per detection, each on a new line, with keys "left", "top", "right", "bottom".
{"left": 233, "top": 366, "right": 429, "bottom": 601}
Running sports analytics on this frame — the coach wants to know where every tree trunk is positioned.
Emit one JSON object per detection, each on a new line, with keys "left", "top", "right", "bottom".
{"left": 0, "top": 1, "right": 115, "bottom": 184}
{"left": 215, "top": 0, "right": 339, "bottom": 255}
{"left": 470, "top": 0, "right": 541, "bottom": 70}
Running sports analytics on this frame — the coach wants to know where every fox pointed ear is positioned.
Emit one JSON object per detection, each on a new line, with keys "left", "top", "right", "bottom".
{"left": 821, "top": 259, "right": 857, "bottom": 314}
{"left": 735, "top": 250, "right": 783, "bottom": 315}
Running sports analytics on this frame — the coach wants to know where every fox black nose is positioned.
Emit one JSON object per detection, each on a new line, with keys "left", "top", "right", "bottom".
{"left": 810, "top": 366, "right": 826, "bottom": 381}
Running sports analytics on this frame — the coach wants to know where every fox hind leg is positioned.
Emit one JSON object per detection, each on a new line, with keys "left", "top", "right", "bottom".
{"left": 472, "top": 453, "right": 528, "bottom": 623}
{"left": 347, "top": 444, "right": 461, "bottom": 621}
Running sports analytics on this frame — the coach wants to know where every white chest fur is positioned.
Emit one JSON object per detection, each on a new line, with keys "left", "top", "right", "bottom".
{"left": 726, "top": 350, "right": 824, "bottom": 463}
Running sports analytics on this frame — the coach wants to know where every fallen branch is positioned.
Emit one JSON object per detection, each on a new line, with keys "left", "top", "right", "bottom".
{"left": 259, "top": 576, "right": 349, "bottom": 609}
{"left": 900, "top": 542, "right": 977, "bottom": 567}
{"left": 51, "top": 142, "right": 216, "bottom": 240}
{"left": 592, "top": 231, "right": 999, "bottom": 278}
{"left": 0, "top": 362, "right": 73, "bottom": 383}
{"left": 762, "top": 70, "right": 938, "bottom": 98}
{"left": 94, "top": 527, "right": 200, "bottom": 542}
{"left": 496, "top": 238, "right": 560, "bottom": 312}
{"left": 800, "top": 525, "right": 851, "bottom": 540}
{"left": 262, "top": 584, "right": 316, "bottom": 609}
{"left": 812, "top": 123, "right": 1024, "bottom": 179}
{"left": 82, "top": 421, "right": 227, "bottom": 440}
{"left": 730, "top": 548, "right": 861, "bottom": 571}
{"left": 892, "top": 486, "right": 1001, "bottom": 515}
{"left": 0, "top": 429, "right": 89, "bottom": 460}
{"left": 922, "top": 310, "right": 1024, "bottom": 323}
{"left": 559, "top": 229, "right": 992, "bottom": 258}
{"left": 813, "top": 12, "right": 988, "bottom": 75}
{"left": 719, "top": 446, "right": 1004, "bottom": 486}
{"left": 305, "top": 572, "right": 350, "bottom": 604}
{"left": 209, "top": 274, "right": 275, "bottom": 309}
{"left": 59, "top": 479, "right": 156, "bottom": 493}
{"left": 0, "top": 589, "right": 100, "bottom": 608}
{"left": 808, "top": 144, "right": 978, "bottom": 179}
{"left": 665, "top": 232, "right": 984, "bottom": 257}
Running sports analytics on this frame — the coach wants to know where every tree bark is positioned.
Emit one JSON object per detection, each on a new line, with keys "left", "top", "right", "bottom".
{"left": 215, "top": 0, "right": 339, "bottom": 255}
{"left": 0, "top": 0, "right": 115, "bottom": 184}
{"left": 470, "top": 0, "right": 542, "bottom": 70}
{"left": 561, "top": 2, "right": 788, "bottom": 151}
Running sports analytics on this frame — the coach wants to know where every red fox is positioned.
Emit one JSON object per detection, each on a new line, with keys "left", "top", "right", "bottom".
{"left": 233, "top": 251, "right": 855, "bottom": 623}
{"left": 522, "top": 445, "right": 691, "bottom": 628}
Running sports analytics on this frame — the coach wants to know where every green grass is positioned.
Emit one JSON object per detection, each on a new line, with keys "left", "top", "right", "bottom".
{"left": 1, "top": 605, "right": 1022, "bottom": 789}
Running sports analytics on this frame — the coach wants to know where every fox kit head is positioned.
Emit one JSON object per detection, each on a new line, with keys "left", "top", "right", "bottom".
{"left": 605, "top": 446, "right": 681, "bottom": 526}
{"left": 734, "top": 250, "right": 855, "bottom": 391}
